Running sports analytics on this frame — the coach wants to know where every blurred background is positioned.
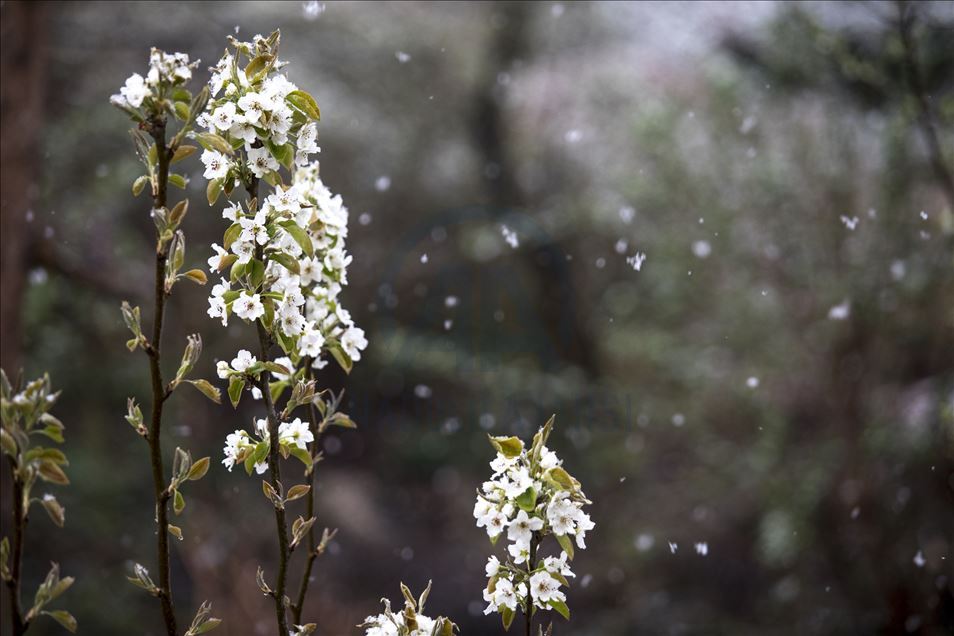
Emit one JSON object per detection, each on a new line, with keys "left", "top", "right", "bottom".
{"left": 1, "top": 1, "right": 953, "bottom": 634}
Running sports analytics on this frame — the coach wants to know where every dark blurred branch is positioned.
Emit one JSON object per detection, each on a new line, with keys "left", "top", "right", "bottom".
{"left": 291, "top": 392, "right": 321, "bottom": 624}
{"left": 5, "top": 456, "right": 28, "bottom": 635}
{"left": 0, "top": 1, "right": 47, "bottom": 371}
{"left": 896, "top": 1, "right": 954, "bottom": 211}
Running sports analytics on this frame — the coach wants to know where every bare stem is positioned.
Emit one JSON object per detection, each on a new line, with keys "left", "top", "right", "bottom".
{"left": 6, "top": 457, "right": 27, "bottom": 635}
{"left": 291, "top": 386, "right": 321, "bottom": 624}
{"left": 145, "top": 118, "right": 178, "bottom": 636}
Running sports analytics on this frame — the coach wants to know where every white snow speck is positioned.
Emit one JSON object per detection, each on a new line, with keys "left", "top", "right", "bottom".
{"left": 500, "top": 225, "right": 519, "bottom": 249}
{"left": 595, "top": 257, "right": 606, "bottom": 269}
{"left": 890, "top": 260, "right": 906, "bottom": 281}
{"left": 913, "top": 550, "right": 926, "bottom": 568}
{"left": 669, "top": 542, "right": 678, "bottom": 554}
{"left": 564, "top": 129, "right": 582, "bottom": 144}
{"left": 694, "top": 542, "right": 708, "bottom": 556}
{"left": 614, "top": 239, "right": 628, "bottom": 254}
{"left": 746, "top": 376, "right": 760, "bottom": 389}
{"left": 840, "top": 215, "right": 859, "bottom": 230}
{"left": 920, "top": 210, "right": 928, "bottom": 220}
{"left": 619, "top": 206, "right": 635, "bottom": 224}
{"left": 358, "top": 212, "right": 372, "bottom": 226}
{"left": 302, "top": 1, "right": 325, "bottom": 20}
{"left": 443, "top": 319, "right": 453, "bottom": 331}
{"left": 420, "top": 253, "right": 428, "bottom": 264}
{"left": 671, "top": 413, "right": 685, "bottom": 427}
{"left": 828, "top": 300, "right": 851, "bottom": 321}
{"left": 691, "top": 240, "right": 712, "bottom": 259}
{"left": 626, "top": 251, "right": 646, "bottom": 272}
{"left": 551, "top": 3, "right": 565, "bottom": 17}
{"left": 414, "top": 384, "right": 432, "bottom": 399}
{"left": 395, "top": 51, "right": 411, "bottom": 64}
{"left": 635, "top": 533, "right": 655, "bottom": 552}
{"left": 374, "top": 175, "right": 391, "bottom": 192}
{"left": 444, "top": 296, "right": 458, "bottom": 308}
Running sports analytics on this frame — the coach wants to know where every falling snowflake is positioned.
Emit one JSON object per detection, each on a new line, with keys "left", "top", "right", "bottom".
{"left": 913, "top": 550, "right": 926, "bottom": 568}
{"left": 414, "top": 385, "right": 432, "bottom": 399}
{"left": 669, "top": 542, "right": 678, "bottom": 554}
{"left": 395, "top": 51, "right": 411, "bottom": 63}
{"left": 444, "top": 296, "right": 458, "bottom": 308}
{"left": 619, "top": 206, "right": 635, "bottom": 224}
{"left": 420, "top": 253, "right": 428, "bottom": 264}
{"left": 828, "top": 300, "right": 851, "bottom": 321}
{"left": 626, "top": 252, "right": 646, "bottom": 271}
{"left": 302, "top": 1, "right": 325, "bottom": 20}
{"left": 691, "top": 240, "right": 712, "bottom": 259}
{"left": 614, "top": 239, "right": 628, "bottom": 254}
{"left": 694, "top": 542, "right": 708, "bottom": 556}
{"left": 840, "top": 216, "right": 859, "bottom": 230}
{"left": 920, "top": 210, "right": 928, "bottom": 220}
{"left": 374, "top": 175, "right": 391, "bottom": 192}
{"left": 500, "top": 225, "right": 519, "bottom": 249}
{"left": 746, "top": 376, "right": 760, "bottom": 389}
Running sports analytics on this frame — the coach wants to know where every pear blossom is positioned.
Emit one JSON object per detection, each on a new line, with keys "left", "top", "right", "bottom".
{"left": 201, "top": 150, "right": 230, "bottom": 180}
{"left": 247, "top": 146, "right": 279, "bottom": 178}
{"left": 233, "top": 291, "right": 265, "bottom": 321}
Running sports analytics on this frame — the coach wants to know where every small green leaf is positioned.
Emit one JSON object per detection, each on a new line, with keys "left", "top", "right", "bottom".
{"left": 37, "top": 460, "right": 69, "bottom": 485}
{"left": 556, "top": 533, "right": 575, "bottom": 560}
{"left": 285, "top": 484, "right": 310, "bottom": 502}
{"left": 40, "top": 495, "right": 66, "bottom": 527}
{"left": 193, "top": 618, "right": 222, "bottom": 634}
{"left": 501, "top": 606, "right": 515, "bottom": 631}
{"left": 41, "top": 610, "right": 77, "bottom": 633}
{"left": 285, "top": 90, "right": 321, "bottom": 121}
{"left": 269, "top": 251, "right": 300, "bottom": 275}
{"left": 277, "top": 220, "right": 314, "bottom": 257}
{"left": 172, "top": 144, "right": 198, "bottom": 164}
{"left": 222, "top": 222, "right": 243, "bottom": 250}
{"left": 173, "top": 489, "right": 185, "bottom": 515}
{"left": 227, "top": 376, "right": 245, "bottom": 408}
{"left": 515, "top": 486, "right": 537, "bottom": 512}
{"left": 548, "top": 599, "right": 570, "bottom": 620}
{"left": 207, "top": 178, "right": 224, "bottom": 206}
{"left": 187, "top": 379, "right": 221, "bottom": 404}
{"left": 488, "top": 436, "right": 524, "bottom": 459}
{"left": 173, "top": 101, "right": 190, "bottom": 121}
{"left": 183, "top": 269, "right": 208, "bottom": 285}
{"left": 132, "top": 175, "right": 150, "bottom": 197}
{"left": 168, "top": 174, "right": 188, "bottom": 189}
{"left": 194, "top": 132, "right": 233, "bottom": 155}
{"left": 245, "top": 54, "right": 274, "bottom": 78}
{"left": 328, "top": 342, "right": 353, "bottom": 374}
{"left": 168, "top": 524, "right": 183, "bottom": 541}
{"left": 187, "top": 456, "right": 211, "bottom": 481}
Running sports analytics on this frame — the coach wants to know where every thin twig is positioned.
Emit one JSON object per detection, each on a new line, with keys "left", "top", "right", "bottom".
{"left": 291, "top": 384, "right": 321, "bottom": 624}
{"left": 145, "top": 117, "right": 178, "bottom": 636}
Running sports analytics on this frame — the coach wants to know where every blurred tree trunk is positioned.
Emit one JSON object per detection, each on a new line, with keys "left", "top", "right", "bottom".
{"left": 472, "top": 3, "right": 599, "bottom": 377}
{"left": 0, "top": 2, "right": 48, "bottom": 372}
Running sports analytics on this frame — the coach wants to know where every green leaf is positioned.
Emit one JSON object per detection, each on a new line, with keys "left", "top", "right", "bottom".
{"left": 171, "top": 144, "right": 198, "bottom": 164}
{"left": 556, "top": 533, "right": 575, "bottom": 560}
{"left": 327, "top": 412, "right": 357, "bottom": 429}
{"left": 194, "top": 132, "right": 233, "bottom": 154}
{"left": 488, "top": 435, "right": 524, "bottom": 458}
{"left": 207, "top": 178, "right": 224, "bottom": 206}
{"left": 548, "top": 599, "right": 570, "bottom": 620}
{"left": 328, "top": 342, "right": 353, "bottom": 374}
{"left": 168, "top": 524, "right": 183, "bottom": 541}
{"left": 285, "top": 90, "right": 321, "bottom": 120}
{"left": 285, "top": 484, "right": 310, "bottom": 502}
{"left": 222, "top": 222, "right": 243, "bottom": 250}
{"left": 501, "top": 607, "right": 515, "bottom": 631}
{"left": 245, "top": 54, "right": 274, "bottom": 78}
{"left": 248, "top": 258, "right": 266, "bottom": 290}
{"left": 278, "top": 220, "right": 314, "bottom": 257}
{"left": 0, "top": 428, "right": 16, "bottom": 456}
{"left": 269, "top": 251, "right": 300, "bottom": 275}
{"left": 227, "top": 376, "right": 245, "bottom": 408}
{"left": 194, "top": 618, "right": 222, "bottom": 634}
{"left": 40, "top": 495, "right": 66, "bottom": 527}
{"left": 132, "top": 175, "right": 150, "bottom": 197}
{"left": 515, "top": 486, "right": 537, "bottom": 512}
{"left": 187, "top": 456, "right": 211, "bottom": 481}
{"left": 173, "top": 101, "right": 190, "bottom": 121}
{"left": 543, "top": 466, "right": 575, "bottom": 491}
{"left": 168, "top": 174, "right": 188, "bottom": 189}
{"left": 289, "top": 445, "right": 312, "bottom": 468}
{"left": 187, "top": 379, "right": 221, "bottom": 404}
{"left": 37, "top": 460, "right": 69, "bottom": 485}
{"left": 183, "top": 269, "right": 208, "bottom": 285}
{"left": 173, "top": 489, "right": 185, "bottom": 516}
{"left": 41, "top": 610, "right": 77, "bottom": 633}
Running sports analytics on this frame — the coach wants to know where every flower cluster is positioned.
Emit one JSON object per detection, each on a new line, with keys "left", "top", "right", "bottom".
{"left": 474, "top": 417, "right": 593, "bottom": 629}
{"left": 111, "top": 48, "right": 197, "bottom": 113}
{"left": 359, "top": 582, "right": 456, "bottom": 636}
{"left": 221, "top": 416, "right": 313, "bottom": 474}
{"left": 195, "top": 31, "right": 322, "bottom": 194}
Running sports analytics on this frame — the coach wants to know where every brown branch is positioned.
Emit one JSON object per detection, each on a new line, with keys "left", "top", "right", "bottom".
{"left": 144, "top": 118, "right": 178, "bottom": 636}
{"left": 291, "top": 390, "right": 321, "bottom": 624}
{"left": 5, "top": 456, "right": 27, "bottom": 635}
{"left": 897, "top": 1, "right": 954, "bottom": 211}
{"left": 525, "top": 533, "right": 539, "bottom": 636}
